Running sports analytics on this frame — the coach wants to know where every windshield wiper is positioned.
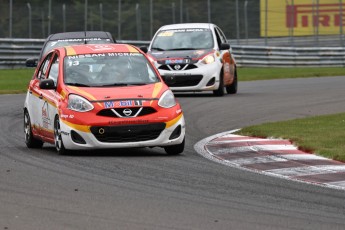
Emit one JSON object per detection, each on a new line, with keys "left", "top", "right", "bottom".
{"left": 99, "top": 83, "right": 128, "bottom": 87}
{"left": 127, "top": 83, "right": 149, "bottom": 86}
{"left": 66, "top": 83, "right": 90, "bottom": 87}
{"left": 167, "top": 48, "right": 196, "bottom": 51}
{"left": 151, "top": 47, "right": 165, "bottom": 51}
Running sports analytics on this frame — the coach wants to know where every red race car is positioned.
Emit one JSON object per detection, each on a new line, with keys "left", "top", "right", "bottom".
{"left": 24, "top": 44, "right": 185, "bottom": 155}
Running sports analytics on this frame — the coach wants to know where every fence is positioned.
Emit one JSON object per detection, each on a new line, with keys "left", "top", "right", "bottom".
{"left": 1, "top": 38, "right": 345, "bottom": 69}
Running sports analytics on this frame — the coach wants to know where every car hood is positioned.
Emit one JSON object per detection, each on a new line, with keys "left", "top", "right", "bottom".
{"left": 148, "top": 49, "right": 214, "bottom": 64}
{"left": 65, "top": 82, "right": 167, "bottom": 102}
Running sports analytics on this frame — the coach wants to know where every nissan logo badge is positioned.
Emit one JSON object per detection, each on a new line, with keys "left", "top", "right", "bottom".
{"left": 174, "top": 64, "right": 181, "bottom": 70}
{"left": 123, "top": 108, "right": 132, "bottom": 116}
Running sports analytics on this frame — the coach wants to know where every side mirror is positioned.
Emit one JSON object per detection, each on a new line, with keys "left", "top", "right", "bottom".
{"left": 39, "top": 79, "right": 56, "bottom": 90}
{"left": 140, "top": 46, "right": 148, "bottom": 53}
{"left": 220, "top": 43, "right": 230, "bottom": 50}
{"left": 26, "top": 58, "right": 38, "bottom": 67}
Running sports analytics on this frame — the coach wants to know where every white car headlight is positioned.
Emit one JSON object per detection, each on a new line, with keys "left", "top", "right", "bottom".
{"left": 202, "top": 54, "right": 215, "bottom": 64}
{"left": 68, "top": 94, "right": 94, "bottom": 112}
{"left": 158, "top": 90, "right": 176, "bottom": 108}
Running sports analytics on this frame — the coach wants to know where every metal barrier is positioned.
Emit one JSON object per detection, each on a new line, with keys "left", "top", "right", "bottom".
{"left": 1, "top": 38, "right": 345, "bottom": 69}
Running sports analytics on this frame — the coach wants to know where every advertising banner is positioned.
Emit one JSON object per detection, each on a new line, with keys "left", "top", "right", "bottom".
{"left": 260, "top": 0, "right": 345, "bottom": 36}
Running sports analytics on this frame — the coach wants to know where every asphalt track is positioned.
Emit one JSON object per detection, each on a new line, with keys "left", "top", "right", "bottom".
{"left": 1, "top": 76, "right": 345, "bottom": 230}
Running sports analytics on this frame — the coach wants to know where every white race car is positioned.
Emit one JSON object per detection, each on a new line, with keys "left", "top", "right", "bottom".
{"left": 146, "top": 23, "right": 237, "bottom": 96}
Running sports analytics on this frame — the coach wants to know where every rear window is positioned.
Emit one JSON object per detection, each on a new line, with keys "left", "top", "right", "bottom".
{"left": 42, "top": 38, "right": 113, "bottom": 57}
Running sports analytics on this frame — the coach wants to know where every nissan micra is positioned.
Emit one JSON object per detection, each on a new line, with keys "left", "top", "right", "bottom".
{"left": 24, "top": 44, "right": 185, "bottom": 155}
{"left": 147, "top": 23, "right": 237, "bottom": 96}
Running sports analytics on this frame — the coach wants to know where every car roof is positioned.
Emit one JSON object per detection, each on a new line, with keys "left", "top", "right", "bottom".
{"left": 157, "top": 23, "right": 215, "bottom": 31}
{"left": 47, "top": 31, "right": 115, "bottom": 42}
{"left": 56, "top": 43, "right": 141, "bottom": 55}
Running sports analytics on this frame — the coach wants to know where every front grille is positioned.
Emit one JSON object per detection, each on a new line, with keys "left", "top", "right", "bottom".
{"left": 97, "top": 107, "right": 157, "bottom": 118}
{"left": 91, "top": 123, "right": 166, "bottom": 143}
{"left": 162, "top": 75, "right": 203, "bottom": 87}
{"left": 158, "top": 64, "right": 198, "bottom": 71}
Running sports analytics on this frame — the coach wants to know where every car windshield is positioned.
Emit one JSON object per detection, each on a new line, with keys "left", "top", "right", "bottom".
{"left": 43, "top": 38, "right": 112, "bottom": 57}
{"left": 151, "top": 28, "right": 214, "bottom": 51}
{"left": 63, "top": 53, "right": 160, "bottom": 87}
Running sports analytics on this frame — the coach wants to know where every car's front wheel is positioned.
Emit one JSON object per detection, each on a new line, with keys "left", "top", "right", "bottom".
{"left": 226, "top": 70, "right": 238, "bottom": 94}
{"left": 213, "top": 72, "right": 224, "bottom": 97}
{"left": 24, "top": 110, "right": 43, "bottom": 148}
{"left": 54, "top": 116, "right": 69, "bottom": 155}
{"left": 164, "top": 138, "right": 185, "bottom": 155}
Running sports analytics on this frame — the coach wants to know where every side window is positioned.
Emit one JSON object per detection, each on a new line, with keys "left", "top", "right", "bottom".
{"left": 215, "top": 27, "right": 228, "bottom": 45}
{"left": 48, "top": 55, "right": 59, "bottom": 85}
{"left": 37, "top": 53, "right": 53, "bottom": 80}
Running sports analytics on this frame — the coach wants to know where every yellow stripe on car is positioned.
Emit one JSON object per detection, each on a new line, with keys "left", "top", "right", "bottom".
{"left": 65, "top": 46, "right": 77, "bottom": 56}
{"left": 165, "top": 113, "right": 183, "bottom": 128}
{"left": 62, "top": 119, "right": 91, "bottom": 133}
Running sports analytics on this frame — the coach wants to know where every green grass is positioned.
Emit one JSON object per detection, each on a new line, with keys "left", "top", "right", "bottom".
{"left": 238, "top": 67, "right": 345, "bottom": 81}
{"left": 0, "top": 68, "right": 34, "bottom": 94}
{"left": 236, "top": 113, "right": 345, "bottom": 162}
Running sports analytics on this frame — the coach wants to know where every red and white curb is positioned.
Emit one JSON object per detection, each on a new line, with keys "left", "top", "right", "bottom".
{"left": 194, "top": 130, "right": 345, "bottom": 190}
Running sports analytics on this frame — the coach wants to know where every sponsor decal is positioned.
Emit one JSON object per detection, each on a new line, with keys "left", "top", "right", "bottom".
{"left": 67, "top": 53, "right": 141, "bottom": 59}
{"left": 166, "top": 59, "right": 183, "bottom": 64}
{"left": 58, "top": 38, "right": 105, "bottom": 42}
{"left": 165, "top": 58, "right": 191, "bottom": 65}
{"left": 108, "top": 120, "right": 149, "bottom": 125}
{"left": 42, "top": 101, "right": 51, "bottom": 129}
{"left": 195, "top": 50, "right": 205, "bottom": 55}
{"left": 164, "top": 73, "right": 192, "bottom": 76}
{"left": 104, "top": 100, "right": 144, "bottom": 108}
{"left": 61, "top": 131, "right": 70, "bottom": 136}
{"left": 104, "top": 101, "right": 115, "bottom": 108}
{"left": 61, "top": 114, "right": 74, "bottom": 119}
{"left": 88, "top": 45, "right": 114, "bottom": 51}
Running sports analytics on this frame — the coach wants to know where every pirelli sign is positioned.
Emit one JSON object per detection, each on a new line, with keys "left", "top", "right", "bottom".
{"left": 260, "top": 0, "right": 345, "bottom": 36}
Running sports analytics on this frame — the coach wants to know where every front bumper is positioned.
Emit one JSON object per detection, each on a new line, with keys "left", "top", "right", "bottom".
{"left": 157, "top": 61, "right": 222, "bottom": 91}
{"left": 60, "top": 114, "right": 186, "bottom": 150}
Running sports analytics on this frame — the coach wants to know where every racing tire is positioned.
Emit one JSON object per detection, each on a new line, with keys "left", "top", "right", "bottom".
{"left": 164, "top": 138, "right": 185, "bottom": 155}
{"left": 24, "top": 110, "right": 43, "bottom": 148}
{"left": 226, "top": 70, "right": 238, "bottom": 94}
{"left": 54, "top": 116, "right": 69, "bottom": 155}
{"left": 213, "top": 73, "right": 224, "bottom": 97}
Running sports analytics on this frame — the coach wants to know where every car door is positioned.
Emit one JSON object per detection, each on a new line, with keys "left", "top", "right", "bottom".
{"left": 214, "top": 27, "right": 235, "bottom": 86}
{"left": 27, "top": 52, "right": 54, "bottom": 137}
{"left": 38, "top": 53, "right": 61, "bottom": 143}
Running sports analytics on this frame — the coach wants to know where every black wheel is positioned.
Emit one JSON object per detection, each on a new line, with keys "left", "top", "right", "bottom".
{"left": 24, "top": 110, "right": 43, "bottom": 148}
{"left": 164, "top": 138, "right": 185, "bottom": 155}
{"left": 226, "top": 70, "right": 238, "bottom": 94}
{"left": 54, "top": 116, "right": 68, "bottom": 155}
{"left": 213, "top": 73, "right": 224, "bottom": 97}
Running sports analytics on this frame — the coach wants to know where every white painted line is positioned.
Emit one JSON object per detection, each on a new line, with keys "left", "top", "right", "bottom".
{"left": 251, "top": 144, "right": 298, "bottom": 151}
{"left": 279, "top": 154, "right": 328, "bottom": 161}
{"left": 266, "top": 165, "right": 345, "bottom": 176}
{"left": 209, "top": 138, "right": 280, "bottom": 144}
{"left": 227, "top": 154, "right": 328, "bottom": 166}
{"left": 327, "top": 180, "right": 345, "bottom": 187}
{"left": 208, "top": 144, "right": 298, "bottom": 155}
{"left": 226, "top": 155, "right": 288, "bottom": 166}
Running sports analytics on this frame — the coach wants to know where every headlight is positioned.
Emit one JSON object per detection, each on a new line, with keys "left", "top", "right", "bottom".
{"left": 158, "top": 90, "right": 176, "bottom": 108}
{"left": 202, "top": 54, "right": 215, "bottom": 64}
{"left": 68, "top": 94, "right": 94, "bottom": 112}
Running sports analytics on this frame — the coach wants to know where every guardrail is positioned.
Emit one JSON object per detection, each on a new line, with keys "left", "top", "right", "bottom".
{"left": 1, "top": 38, "right": 345, "bottom": 69}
